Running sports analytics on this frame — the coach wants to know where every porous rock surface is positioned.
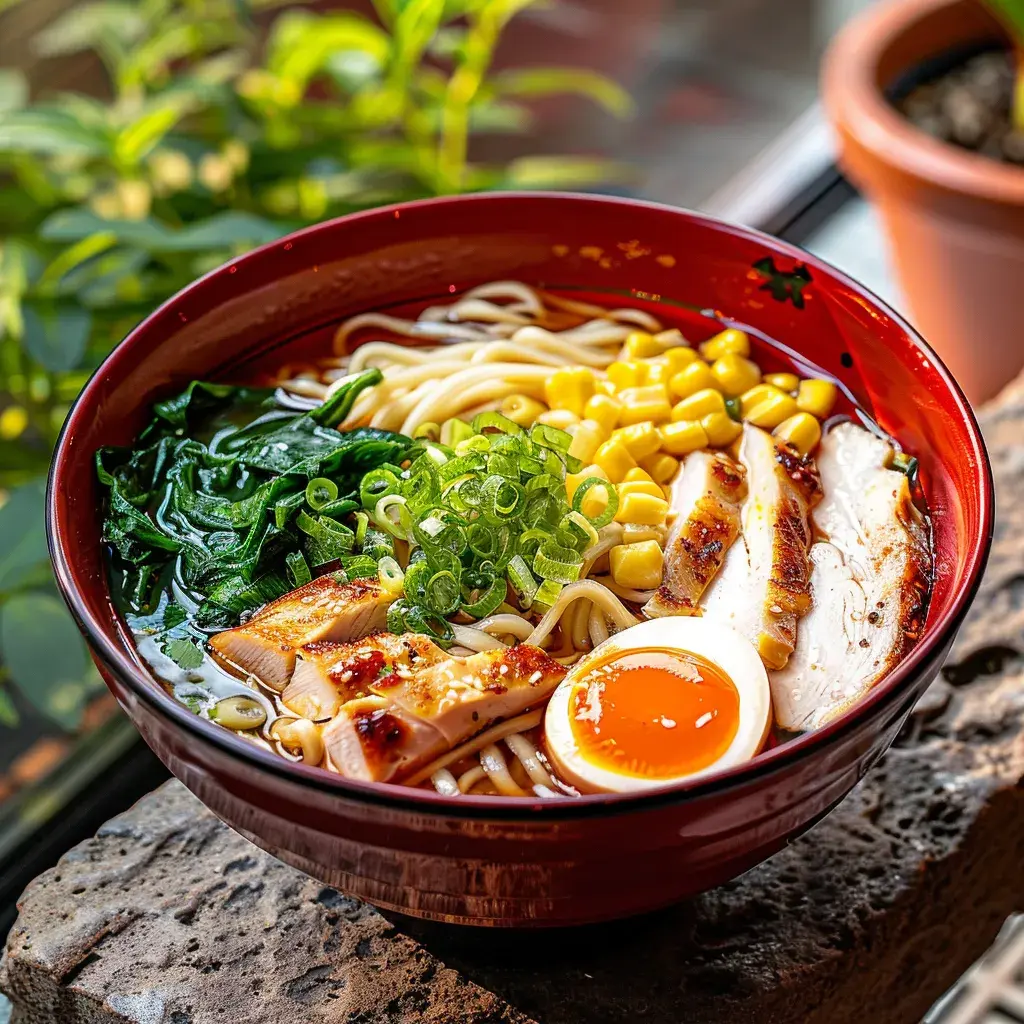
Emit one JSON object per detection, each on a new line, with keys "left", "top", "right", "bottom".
{"left": 2, "top": 379, "right": 1024, "bottom": 1024}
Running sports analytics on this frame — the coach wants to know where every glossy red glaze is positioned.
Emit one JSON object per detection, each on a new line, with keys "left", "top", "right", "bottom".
{"left": 47, "top": 193, "right": 992, "bottom": 927}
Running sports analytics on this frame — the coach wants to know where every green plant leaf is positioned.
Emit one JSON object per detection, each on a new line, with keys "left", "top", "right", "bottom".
{"left": 0, "top": 687, "right": 18, "bottom": 727}
{"left": 36, "top": 232, "right": 119, "bottom": 297}
{"left": 169, "top": 211, "right": 291, "bottom": 250}
{"left": 489, "top": 67, "right": 634, "bottom": 116}
{"left": 0, "top": 109, "right": 111, "bottom": 157}
{"left": 984, "top": 0, "right": 1024, "bottom": 39}
{"left": 0, "top": 479, "right": 48, "bottom": 594}
{"left": 115, "top": 97, "right": 196, "bottom": 167}
{"left": 501, "top": 154, "right": 635, "bottom": 189}
{"left": 40, "top": 208, "right": 173, "bottom": 249}
{"left": 32, "top": 1, "right": 146, "bottom": 57}
{"left": 21, "top": 302, "right": 92, "bottom": 372}
{"left": 0, "top": 591, "right": 90, "bottom": 731}
{"left": 0, "top": 70, "right": 28, "bottom": 113}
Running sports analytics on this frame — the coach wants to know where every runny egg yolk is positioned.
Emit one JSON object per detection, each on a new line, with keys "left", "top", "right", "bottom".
{"left": 569, "top": 649, "right": 740, "bottom": 780}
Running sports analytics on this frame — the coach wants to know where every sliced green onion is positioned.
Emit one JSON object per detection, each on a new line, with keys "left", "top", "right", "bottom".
{"left": 426, "top": 570, "right": 461, "bottom": 616}
{"left": 413, "top": 421, "right": 440, "bottom": 441}
{"left": 725, "top": 396, "right": 742, "bottom": 422}
{"left": 387, "top": 599, "right": 409, "bottom": 634}
{"left": 571, "top": 476, "right": 619, "bottom": 528}
{"left": 354, "top": 511, "right": 368, "bottom": 549}
{"left": 461, "top": 575, "right": 506, "bottom": 619}
{"left": 564, "top": 453, "right": 583, "bottom": 474}
{"left": 315, "top": 498, "right": 359, "bottom": 520}
{"left": 516, "top": 527, "right": 548, "bottom": 563}
{"left": 533, "top": 578, "right": 564, "bottom": 611}
{"left": 472, "top": 410, "right": 524, "bottom": 435}
{"left": 286, "top": 550, "right": 311, "bottom": 587}
{"left": 403, "top": 560, "right": 432, "bottom": 603}
{"left": 440, "top": 417, "right": 474, "bottom": 448}
{"left": 375, "top": 494, "right": 412, "bottom": 541}
{"left": 530, "top": 423, "right": 572, "bottom": 453}
{"left": 362, "top": 527, "right": 394, "bottom": 561}
{"left": 481, "top": 475, "right": 525, "bottom": 520}
{"left": 534, "top": 541, "right": 583, "bottom": 584}
{"left": 378, "top": 555, "right": 406, "bottom": 597}
{"left": 525, "top": 473, "right": 561, "bottom": 494}
{"left": 305, "top": 477, "right": 338, "bottom": 511}
{"left": 438, "top": 452, "right": 486, "bottom": 483}
{"left": 506, "top": 554, "right": 538, "bottom": 609}
{"left": 339, "top": 554, "right": 378, "bottom": 580}
{"left": 403, "top": 604, "right": 455, "bottom": 645}
{"left": 360, "top": 468, "right": 401, "bottom": 510}
{"left": 560, "top": 509, "right": 600, "bottom": 550}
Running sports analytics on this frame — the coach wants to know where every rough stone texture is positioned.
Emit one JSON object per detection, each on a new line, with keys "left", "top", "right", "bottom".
{"left": 3, "top": 378, "right": 1024, "bottom": 1024}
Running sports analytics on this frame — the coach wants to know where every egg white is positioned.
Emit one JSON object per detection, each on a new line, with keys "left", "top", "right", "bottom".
{"left": 543, "top": 618, "right": 772, "bottom": 794}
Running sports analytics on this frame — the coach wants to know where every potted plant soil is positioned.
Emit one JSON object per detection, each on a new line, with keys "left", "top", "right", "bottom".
{"left": 823, "top": 0, "right": 1024, "bottom": 405}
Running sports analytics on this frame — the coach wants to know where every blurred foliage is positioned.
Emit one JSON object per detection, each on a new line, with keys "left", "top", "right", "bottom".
{"left": 0, "top": 0, "right": 632, "bottom": 733}
{"left": 984, "top": 1, "right": 1024, "bottom": 127}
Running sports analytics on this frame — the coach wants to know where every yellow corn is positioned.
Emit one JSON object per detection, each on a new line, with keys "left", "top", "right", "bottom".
{"left": 643, "top": 358, "right": 670, "bottom": 386}
{"left": 612, "top": 421, "right": 662, "bottom": 459}
{"left": 620, "top": 522, "right": 666, "bottom": 546}
{"left": 568, "top": 419, "right": 606, "bottom": 464}
{"left": 583, "top": 393, "right": 621, "bottom": 434}
{"left": 658, "top": 419, "right": 708, "bottom": 456}
{"left": 537, "top": 408, "right": 580, "bottom": 429}
{"left": 764, "top": 372, "right": 800, "bottom": 393}
{"left": 797, "top": 378, "right": 838, "bottom": 419}
{"left": 710, "top": 353, "right": 761, "bottom": 397}
{"left": 773, "top": 412, "right": 822, "bottom": 455}
{"left": 702, "top": 410, "right": 743, "bottom": 447}
{"left": 593, "top": 438, "right": 636, "bottom": 483}
{"left": 700, "top": 328, "right": 749, "bottom": 361}
{"left": 614, "top": 491, "right": 668, "bottom": 526}
{"left": 606, "top": 360, "right": 646, "bottom": 392}
{"left": 500, "top": 393, "right": 547, "bottom": 427}
{"left": 744, "top": 388, "right": 799, "bottom": 430}
{"left": 669, "top": 360, "right": 716, "bottom": 399}
{"left": 664, "top": 346, "right": 699, "bottom": 376}
{"left": 566, "top": 463, "right": 608, "bottom": 499}
{"left": 595, "top": 379, "right": 617, "bottom": 396}
{"left": 624, "top": 466, "right": 656, "bottom": 483}
{"left": 741, "top": 385, "right": 786, "bottom": 415}
{"left": 623, "top": 330, "right": 664, "bottom": 359}
{"left": 617, "top": 480, "right": 665, "bottom": 500}
{"left": 544, "top": 367, "right": 595, "bottom": 417}
{"left": 639, "top": 452, "right": 680, "bottom": 484}
{"left": 609, "top": 541, "right": 665, "bottom": 590}
{"left": 615, "top": 384, "right": 672, "bottom": 426}
{"left": 672, "top": 387, "right": 726, "bottom": 422}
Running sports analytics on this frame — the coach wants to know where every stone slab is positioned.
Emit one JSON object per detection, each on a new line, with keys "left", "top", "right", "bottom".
{"left": 3, "top": 379, "right": 1024, "bottom": 1024}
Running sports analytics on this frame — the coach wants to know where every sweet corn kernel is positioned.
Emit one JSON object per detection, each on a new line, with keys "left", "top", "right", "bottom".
{"left": 702, "top": 410, "right": 743, "bottom": 447}
{"left": 797, "top": 378, "right": 838, "bottom": 419}
{"left": 672, "top": 388, "right": 726, "bottom": 422}
{"left": 744, "top": 390, "right": 799, "bottom": 430}
{"left": 624, "top": 466, "right": 655, "bottom": 483}
{"left": 580, "top": 485, "right": 611, "bottom": 522}
{"left": 614, "top": 491, "right": 669, "bottom": 526}
{"left": 615, "top": 385, "right": 672, "bottom": 426}
{"left": 664, "top": 346, "right": 699, "bottom": 375}
{"left": 595, "top": 379, "right": 617, "bottom": 396}
{"left": 537, "top": 408, "right": 579, "bottom": 429}
{"left": 639, "top": 452, "right": 680, "bottom": 484}
{"left": 606, "top": 360, "right": 646, "bottom": 392}
{"left": 764, "top": 372, "right": 800, "bottom": 393}
{"left": 711, "top": 353, "right": 761, "bottom": 397}
{"left": 583, "top": 393, "right": 622, "bottom": 434}
{"left": 565, "top": 463, "right": 608, "bottom": 502}
{"left": 609, "top": 541, "right": 664, "bottom": 590}
{"left": 568, "top": 419, "right": 606, "bottom": 464}
{"left": 739, "top": 383, "right": 785, "bottom": 418}
{"left": 700, "top": 328, "right": 749, "bottom": 361}
{"left": 612, "top": 421, "right": 662, "bottom": 459}
{"left": 594, "top": 438, "right": 636, "bottom": 483}
{"left": 658, "top": 419, "right": 708, "bottom": 456}
{"left": 617, "top": 480, "right": 665, "bottom": 500}
{"left": 620, "top": 522, "right": 665, "bottom": 545}
{"left": 643, "top": 358, "right": 671, "bottom": 386}
{"left": 669, "top": 360, "right": 716, "bottom": 399}
{"left": 773, "top": 412, "right": 822, "bottom": 455}
{"left": 544, "top": 367, "right": 595, "bottom": 417}
{"left": 500, "top": 393, "right": 547, "bottom": 427}
{"left": 623, "top": 330, "right": 664, "bottom": 359}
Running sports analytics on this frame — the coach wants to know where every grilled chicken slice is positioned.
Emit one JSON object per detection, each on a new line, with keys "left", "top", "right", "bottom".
{"left": 770, "top": 423, "right": 931, "bottom": 730}
{"left": 643, "top": 450, "right": 746, "bottom": 618}
{"left": 209, "top": 575, "right": 393, "bottom": 691}
{"left": 700, "top": 425, "right": 822, "bottom": 670}
{"left": 282, "top": 632, "right": 445, "bottom": 721}
{"left": 323, "top": 644, "right": 565, "bottom": 783}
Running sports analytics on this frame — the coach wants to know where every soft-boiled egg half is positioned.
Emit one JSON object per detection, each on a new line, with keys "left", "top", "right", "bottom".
{"left": 543, "top": 618, "right": 771, "bottom": 794}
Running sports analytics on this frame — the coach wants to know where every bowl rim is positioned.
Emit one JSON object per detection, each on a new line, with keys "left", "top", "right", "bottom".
{"left": 47, "top": 190, "right": 995, "bottom": 821}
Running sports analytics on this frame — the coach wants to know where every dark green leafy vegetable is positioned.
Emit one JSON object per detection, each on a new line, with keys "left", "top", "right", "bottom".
{"left": 99, "top": 368, "right": 411, "bottom": 626}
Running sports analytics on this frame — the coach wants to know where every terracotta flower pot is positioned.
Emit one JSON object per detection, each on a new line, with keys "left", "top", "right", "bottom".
{"left": 823, "top": 0, "right": 1024, "bottom": 405}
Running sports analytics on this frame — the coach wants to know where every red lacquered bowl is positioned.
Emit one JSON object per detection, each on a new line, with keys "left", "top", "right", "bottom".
{"left": 47, "top": 193, "right": 992, "bottom": 927}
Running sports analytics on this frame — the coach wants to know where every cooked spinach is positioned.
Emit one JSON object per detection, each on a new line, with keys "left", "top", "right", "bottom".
{"left": 99, "top": 368, "right": 410, "bottom": 627}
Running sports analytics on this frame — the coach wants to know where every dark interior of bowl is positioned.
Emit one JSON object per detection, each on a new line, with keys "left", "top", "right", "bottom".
{"left": 52, "top": 192, "right": 990, "bottom": 797}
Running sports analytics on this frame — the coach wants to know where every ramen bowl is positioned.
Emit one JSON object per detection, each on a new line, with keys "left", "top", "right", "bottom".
{"left": 48, "top": 193, "right": 992, "bottom": 927}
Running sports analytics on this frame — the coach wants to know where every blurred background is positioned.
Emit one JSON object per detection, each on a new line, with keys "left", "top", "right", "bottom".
{"left": 0, "top": 1, "right": 1020, "bottom": 1020}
